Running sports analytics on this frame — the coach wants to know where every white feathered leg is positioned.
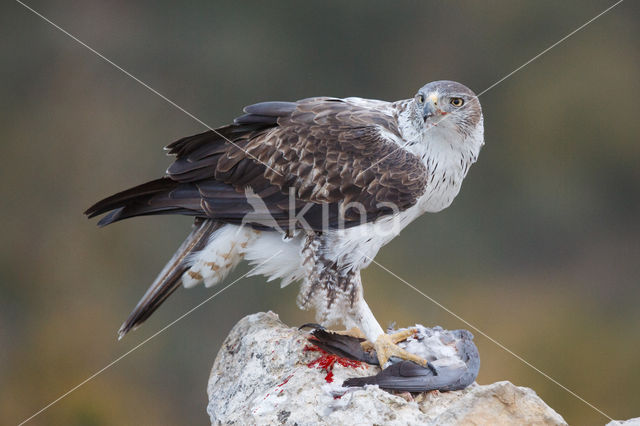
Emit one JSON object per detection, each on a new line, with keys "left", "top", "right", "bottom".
{"left": 346, "top": 297, "right": 384, "bottom": 343}
{"left": 348, "top": 288, "right": 427, "bottom": 368}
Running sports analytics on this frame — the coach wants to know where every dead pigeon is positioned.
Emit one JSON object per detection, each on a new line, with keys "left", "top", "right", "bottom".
{"left": 302, "top": 324, "right": 480, "bottom": 392}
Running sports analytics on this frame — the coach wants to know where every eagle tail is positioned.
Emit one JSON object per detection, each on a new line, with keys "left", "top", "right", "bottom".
{"left": 117, "top": 219, "right": 220, "bottom": 339}
{"left": 84, "top": 178, "right": 195, "bottom": 227}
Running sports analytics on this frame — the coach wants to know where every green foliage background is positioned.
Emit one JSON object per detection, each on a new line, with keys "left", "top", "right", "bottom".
{"left": 1, "top": 1, "right": 638, "bottom": 424}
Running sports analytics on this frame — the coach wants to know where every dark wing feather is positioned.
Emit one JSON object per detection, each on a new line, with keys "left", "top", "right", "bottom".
{"left": 117, "top": 219, "right": 221, "bottom": 338}
{"left": 87, "top": 98, "right": 427, "bottom": 231}
{"left": 343, "top": 358, "right": 476, "bottom": 392}
{"left": 307, "top": 328, "right": 379, "bottom": 365}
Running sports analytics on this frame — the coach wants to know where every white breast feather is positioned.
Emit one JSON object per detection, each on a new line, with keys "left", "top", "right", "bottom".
{"left": 244, "top": 232, "right": 305, "bottom": 288}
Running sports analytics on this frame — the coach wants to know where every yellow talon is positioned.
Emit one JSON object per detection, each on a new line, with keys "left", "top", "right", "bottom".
{"left": 327, "top": 327, "right": 427, "bottom": 368}
{"left": 332, "top": 327, "right": 366, "bottom": 339}
{"left": 361, "top": 328, "right": 416, "bottom": 351}
{"left": 373, "top": 333, "right": 428, "bottom": 367}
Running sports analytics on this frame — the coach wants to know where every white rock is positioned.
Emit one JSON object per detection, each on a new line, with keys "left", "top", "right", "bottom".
{"left": 607, "top": 419, "right": 640, "bottom": 426}
{"left": 207, "top": 312, "right": 568, "bottom": 425}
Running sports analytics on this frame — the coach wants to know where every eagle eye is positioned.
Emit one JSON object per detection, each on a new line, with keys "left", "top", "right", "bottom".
{"left": 450, "top": 97, "right": 464, "bottom": 107}
{"left": 416, "top": 94, "right": 425, "bottom": 104}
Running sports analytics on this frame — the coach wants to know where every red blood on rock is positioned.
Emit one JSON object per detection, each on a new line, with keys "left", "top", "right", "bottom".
{"left": 325, "top": 370, "right": 334, "bottom": 383}
{"left": 303, "top": 344, "right": 325, "bottom": 354}
{"left": 335, "top": 357, "right": 363, "bottom": 369}
{"left": 304, "top": 340, "right": 364, "bottom": 383}
{"left": 277, "top": 374, "right": 294, "bottom": 388}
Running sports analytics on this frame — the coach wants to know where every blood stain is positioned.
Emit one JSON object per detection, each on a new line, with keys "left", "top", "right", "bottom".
{"left": 304, "top": 341, "right": 363, "bottom": 383}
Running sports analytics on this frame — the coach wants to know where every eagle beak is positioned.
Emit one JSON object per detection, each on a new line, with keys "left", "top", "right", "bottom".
{"left": 423, "top": 99, "right": 438, "bottom": 121}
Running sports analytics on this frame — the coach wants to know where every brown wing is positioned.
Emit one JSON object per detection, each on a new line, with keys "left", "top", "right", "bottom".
{"left": 86, "top": 98, "right": 428, "bottom": 230}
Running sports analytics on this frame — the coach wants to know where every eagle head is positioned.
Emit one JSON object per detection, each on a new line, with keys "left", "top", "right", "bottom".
{"left": 414, "top": 80, "right": 483, "bottom": 140}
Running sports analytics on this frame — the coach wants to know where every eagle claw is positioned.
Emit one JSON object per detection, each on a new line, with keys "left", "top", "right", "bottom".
{"left": 371, "top": 329, "right": 428, "bottom": 368}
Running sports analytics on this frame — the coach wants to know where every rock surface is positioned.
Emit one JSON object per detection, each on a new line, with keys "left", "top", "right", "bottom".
{"left": 607, "top": 419, "right": 640, "bottom": 426}
{"left": 207, "top": 312, "right": 567, "bottom": 425}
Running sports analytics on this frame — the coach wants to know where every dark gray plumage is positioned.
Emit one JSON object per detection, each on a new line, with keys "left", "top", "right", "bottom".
{"left": 306, "top": 325, "right": 480, "bottom": 393}
{"left": 302, "top": 324, "right": 379, "bottom": 365}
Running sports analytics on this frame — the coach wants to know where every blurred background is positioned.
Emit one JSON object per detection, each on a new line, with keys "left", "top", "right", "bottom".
{"left": 1, "top": 1, "right": 638, "bottom": 424}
